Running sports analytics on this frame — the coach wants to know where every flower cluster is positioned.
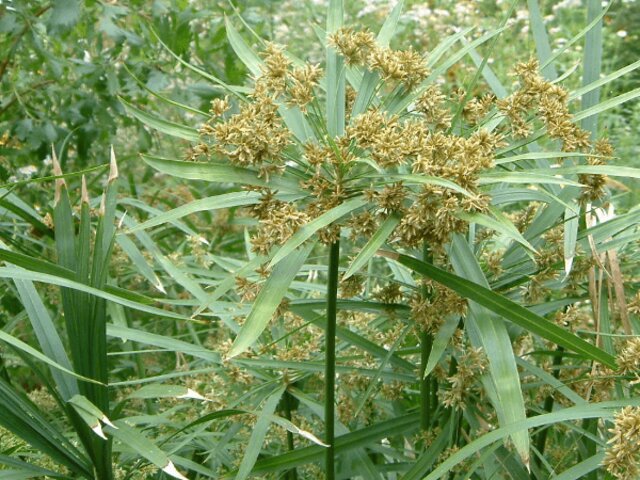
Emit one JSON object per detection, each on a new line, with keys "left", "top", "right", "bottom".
{"left": 410, "top": 282, "right": 467, "bottom": 334}
{"left": 603, "top": 406, "right": 640, "bottom": 480}
{"left": 616, "top": 337, "right": 640, "bottom": 378}
{"left": 329, "top": 27, "right": 429, "bottom": 88}
{"left": 441, "top": 346, "right": 487, "bottom": 410}
{"left": 196, "top": 26, "right": 615, "bottom": 265}
{"left": 248, "top": 192, "right": 309, "bottom": 255}
{"left": 498, "top": 58, "right": 613, "bottom": 202}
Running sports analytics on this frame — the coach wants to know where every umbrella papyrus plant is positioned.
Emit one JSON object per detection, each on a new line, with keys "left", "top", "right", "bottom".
{"left": 128, "top": 0, "right": 640, "bottom": 478}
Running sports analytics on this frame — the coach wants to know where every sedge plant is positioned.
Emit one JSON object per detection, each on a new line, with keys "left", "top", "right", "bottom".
{"left": 0, "top": 149, "right": 194, "bottom": 479}
{"left": 2, "top": 0, "right": 640, "bottom": 478}
{"left": 126, "top": 0, "right": 640, "bottom": 477}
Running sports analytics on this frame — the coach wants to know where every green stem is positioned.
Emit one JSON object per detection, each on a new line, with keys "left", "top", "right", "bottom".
{"left": 447, "top": 355, "right": 459, "bottom": 449}
{"left": 533, "top": 346, "right": 564, "bottom": 472}
{"left": 283, "top": 390, "right": 298, "bottom": 480}
{"left": 325, "top": 240, "right": 340, "bottom": 480}
{"left": 420, "top": 243, "right": 433, "bottom": 432}
{"left": 420, "top": 330, "right": 433, "bottom": 430}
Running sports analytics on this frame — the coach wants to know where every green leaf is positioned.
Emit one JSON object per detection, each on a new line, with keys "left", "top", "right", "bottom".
{"left": 526, "top": 0, "right": 557, "bottom": 80}
{"left": 225, "top": 17, "right": 262, "bottom": 77}
{"left": 106, "top": 421, "right": 188, "bottom": 479}
{"left": 119, "top": 98, "right": 198, "bottom": 142}
{"left": 141, "top": 155, "right": 303, "bottom": 193}
{"left": 127, "top": 384, "right": 206, "bottom": 401}
{"left": 106, "top": 324, "right": 220, "bottom": 363}
{"left": 235, "top": 388, "right": 285, "bottom": 480}
{"left": 552, "top": 453, "right": 605, "bottom": 480}
{"left": 126, "top": 191, "right": 304, "bottom": 233}
{"left": 326, "top": 0, "right": 345, "bottom": 137}
{"left": 374, "top": 174, "right": 474, "bottom": 197}
{"left": 570, "top": 59, "right": 640, "bottom": 101}
{"left": 0, "top": 456, "right": 66, "bottom": 479}
{"left": 543, "top": 3, "right": 610, "bottom": 72}
{"left": 127, "top": 191, "right": 261, "bottom": 232}
{"left": 0, "top": 330, "right": 103, "bottom": 385}
{"left": 422, "top": 399, "right": 640, "bottom": 479}
{"left": 122, "top": 63, "right": 207, "bottom": 116}
{"left": 235, "top": 411, "right": 420, "bottom": 476}
{"left": 0, "top": 248, "right": 153, "bottom": 306}
{"left": 448, "top": 235, "right": 529, "bottom": 465}
{"left": 564, "top": 202, "right": 580, "bottom": 276}
{"left": 67, "top": 395, "right": 114, "bottom": 440}
{"left": 49, "top": 0, "right": 81, "bottom": 29}
{"left": 456, "top": 209, "right": 536, "bottom": 253}
{"left": 115, "top": 235, "right": 165, "bottom": 293}
{"left": 515, "top": 358, "right": 585, "bottom": 405}
{"left": 423, "top": 314, "right": 459, "bottom": 378}
{"left": 463, "top": 36, "right": 508, "bottom": 98}
{"left": 266, "top": 414, "right": 328, "bottom": 447}
{"left": 490, "top": 188, "right": 578, "bottom": 213}
{"left": 385, "top": 252, "right": 617, "bottom": 368}
{"left": 150, "top": 27, "right": 248, "bottom": 99}
{"left": 13, "top": 279, "right": 78, "bottom": 400}
{"left": 495, "top": 151, "right": 600, "bottom": 165}
{"left": 580, "top": 0, "right": 604, "bottom": 136}
{"left": 427, "top": 27, "right": 474, "bottom": 68}
{"left": 344, "top": 213, "right": 400, "bottom": 279}
{"left": 269, "top": 197, "right": 367, "bottom": 268}
{"left": 0, "top": 268, "right": 188, "bottom": 320}
{"left": 528, "top": 165, "right": 640, "bottom": 179}
{"left": 573, "top": 87, "right": 640, "bottom": 123}
{"left": 376, "top": 0, "right": 404, "bottom": 46}
{"left": 350, "top": 0, "right": 404, "bottom": 117}
{"left": 234, "top": 358, "right": 414, "bottom": 382}
{"left": 228, "top": 242, "right": 314, "bottom": 358}
{"left": 0, "top": 378, "right": 92, "bottom": 478}
{"left": 479, "top": 172, "right": 583, "bottom": 187}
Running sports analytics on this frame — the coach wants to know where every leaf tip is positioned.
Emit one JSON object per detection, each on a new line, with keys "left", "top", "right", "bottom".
{"left": 51, "top": 145, "right": 66, "bottom": 204}
{"left": 162, "top": 461, "right": 188, "bottom": 480}
{"left": 109, "top": 146, "right": 119, "bottom": 182}
{"left": 91, "top": 422, "right": 108, "bottom": 440}
{"left": 81, "top": 175, "right": 89, "bottom": 205}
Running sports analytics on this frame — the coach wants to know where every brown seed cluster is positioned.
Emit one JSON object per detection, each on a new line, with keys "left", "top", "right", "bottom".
{"left": 579, "top": 137, "right": 613, "bottom": 202}
{"left": 603, "top": 406, "right": 640, "bottom": 480}
{"left": 196, "top": 36, "right": 614, "bottom": 263}
{"left": 498, "top": 58, "right": 613, "bottom": 202}
{"left": 248, "top": 192, "right": 309, "bottom": 255}
{"left": 347, "top": 106, "right": 501, "bottom": 246}
{"left": 209, "top": 93, "right": 290, "bottom": 171}
{"left": 328, "top": 27, "right": 376, "bottom": 65}
{"left": 616, "top": 337, "right": 640, "bottom": 377}
{"left": 410, "top": 282, "right": 467, "bottom": 334}
{"left": 441, "top": 346, "right": 487, "bottom": 410}
{"left": 329, "top": 28, "right": 429, "bottom": 89}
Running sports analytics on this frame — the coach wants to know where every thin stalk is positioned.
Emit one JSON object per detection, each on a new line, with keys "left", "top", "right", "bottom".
{"left": 283, "top": 390, "right": 298, "bottom": 480}
{"left": 420, "top": 243, "right": 433, "bottom": 432}
{"left": 325, "top": 240, "right": 340, "bottom": 480}
{"left": 0, "top": 353, "right": 11, "bottom": 384}
{"left": 420, "top": 330, "right": 433, "bottom": 430}
{"left": 447, "top": 355, "right": 459, "bottom": 450}
{"left": 581, "top": 417, "right": 598, "bottom": 480}
{"left": 533, "top": 345, "right": 564, "bottom": 472}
